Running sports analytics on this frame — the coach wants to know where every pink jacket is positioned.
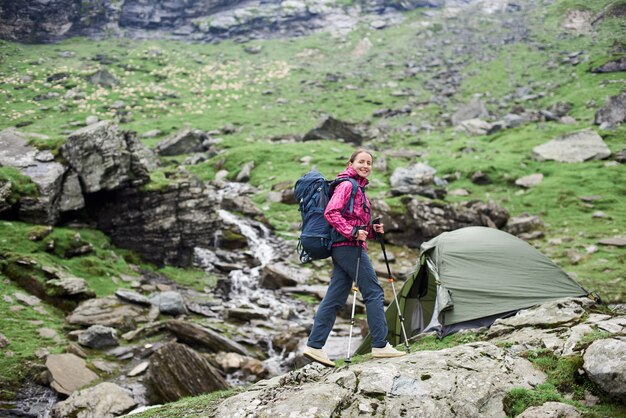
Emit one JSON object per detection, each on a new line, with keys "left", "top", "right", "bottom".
{"left": 324, "top": 166, "right": 374, "bottom": 249}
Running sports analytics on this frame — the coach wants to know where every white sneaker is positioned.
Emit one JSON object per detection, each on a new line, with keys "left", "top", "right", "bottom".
{"left": 303, "top": 346, "right": 336, "bottom": 367}
{"left": 371, "top": 343, "right": 406, "bottom": 358}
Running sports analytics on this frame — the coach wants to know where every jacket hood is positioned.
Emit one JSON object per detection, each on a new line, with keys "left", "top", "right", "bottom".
{"left": 337, "top": 166, "right": 369, "bottom": 187}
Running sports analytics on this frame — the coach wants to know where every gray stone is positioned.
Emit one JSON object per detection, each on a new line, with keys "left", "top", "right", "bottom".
{"left": 515, "top": 173, "right": 544, "bottom": 188}
{"left": 115, "top": 289, "right": 151, "bottom": 306}
{"left": 452, "top": 99, "right": 489, "bottom": 126}
{"left": 45, "top": 353, "right": 99, "bottom": 396}
{"left": 594, "top": 91, "right": 626, "bottom": 127}
{"left": 156, "top": 129, "right": 206, "bottom": 156}
{"left": 61, "top": 121, "right": 152, "bottom": 193}
{"left": 150, "top": 291, "right": 187, "bottom": 316}
{"left": 0, "top": 333, "right": 10, "bottom": 348}
{"left": 583, "top": 338, "right": 626, "bottom": 401}
{"left": 532, "top": 129, "right": 611, "bottom": 162}
{"left": 303, "top": 116, "right": 364, "bottom": 145}
{"left": 212, "top": 342, "right": 545, "bottom": 418}
{"left": 67, "top": 296, "right": 151, "bottom": 332}
{"left": 148, "top": 341, "right": 229, "bottom": 403}
{"left": 517, "top": 402, "right": 582, "bottom": 418}
{"left": 0, "top": 128, "right": 67, "bottom": 224}
{"left": 51, "top": 382, "right": 136, "bottom": 418}
{"left": 78, "top": 325, "right": 119, "bottom": 349}
{"left": 58, "top": 170, "right": 85, "bottom": 212}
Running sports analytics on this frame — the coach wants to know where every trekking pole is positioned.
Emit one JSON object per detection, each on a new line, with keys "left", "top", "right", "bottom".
{"left": 345, "top": 233, "right": 364, "bottom": 364}
{"left": 374, "top": 218, "right": 411, "bottom": 353}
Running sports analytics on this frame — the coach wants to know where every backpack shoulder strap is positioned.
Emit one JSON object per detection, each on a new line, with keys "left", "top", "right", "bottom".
{"left": 330, "top": 178, "right": 360, "bottom": 215}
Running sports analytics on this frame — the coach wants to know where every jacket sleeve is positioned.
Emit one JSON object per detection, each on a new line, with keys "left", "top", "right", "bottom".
{"left": 324, "top": 181, "right": 355, "bottom": 240}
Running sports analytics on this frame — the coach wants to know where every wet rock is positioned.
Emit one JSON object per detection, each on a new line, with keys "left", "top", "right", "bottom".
{"left": 148, "top": 341, "right": 229, "bottom": 403}
{"left": 532, "top": 129, "right": 611, "bottom": 162}
{"left": 51, "top": 382, "right": 136, "bottom": 418}
{"left": 594, "top": 91, "right": 626, "bottom": 128}
{"left": 44, "top": 353, "right": 99, "bottom": 396}
{"left": 303, "top": 116, "right": 364, "bottom": 145}
{"left": 155, "top": 129, "right": 207, "bottom": 156}
{"left": 78, "top": 325, "right": 119, "bottom": 349}
{"left": 583, "top": 338, "right": 626, "bottom": 401}
{"left": 150, "top": 291, "right": 187, "bottom": 316}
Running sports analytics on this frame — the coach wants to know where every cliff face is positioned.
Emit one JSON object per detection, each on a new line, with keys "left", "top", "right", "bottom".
{"left": 0, "top": 0, "right": 438, "bottom": 43}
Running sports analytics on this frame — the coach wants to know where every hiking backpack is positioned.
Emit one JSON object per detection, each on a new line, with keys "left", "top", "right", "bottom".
{"left": 294, "top": 170, "right": 362, "bottom": 263}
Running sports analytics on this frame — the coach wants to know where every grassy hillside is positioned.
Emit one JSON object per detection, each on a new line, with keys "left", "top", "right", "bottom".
{"left": 0, "top": 0, "right": 625, "bottom": 414}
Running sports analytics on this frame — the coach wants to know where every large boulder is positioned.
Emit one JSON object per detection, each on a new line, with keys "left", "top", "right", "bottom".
{"left": 147, "top": 341, "right": 229, "bottom": 403}
{"left": 384, "top": 199, "right": 509, "bottom": 247}
{"left": 211, "top": 342, "right": 545, "bottom": 417}
{"left": 0, "top": 128, "right": 67, "bottom": 224}
{"left": 61, "top": 121, "right": 156, "bottom": 194}
{"left": 51, "top": 382, "right": 136, "bottom": 418}
{"left": 66, "top": 296, "right": 153, "bottom": 332}
{"left": 532, "top": 129, "right": 611, "bottom": 162}
{"left": 583, "top": 338, "right": 626, "bottom": 401}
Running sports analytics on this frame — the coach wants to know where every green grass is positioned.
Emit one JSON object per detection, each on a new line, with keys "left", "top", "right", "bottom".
{"left": 0, "top": 278, "right": 67, "bottom": 398}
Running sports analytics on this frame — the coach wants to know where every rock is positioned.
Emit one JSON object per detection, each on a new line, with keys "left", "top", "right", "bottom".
{"left": 66, "top": 296, "right": 152, "bottom": 332}
{"left": 592, "top": 57, "right": 626, "bottom": 73}
{"left": 14, "top": 291, "right": 41, "bottom": 306}
{"left": 505, "top": 214, "right": 544, "bottom": 236}
{"left": 164, "top": 319, "right": 253, "bottom": 356}
{"left": 214, "top": 352, "right": 268, "bottom": 379}
{"left": 0, "top": 180, "right": 12, "bottom": 214}
{"left": 583, "top": 338, "right": 626, "bottom": 401}
{"left": 61, "top": 121, "right": 153, "bottom": 193}
{"left": 87, "top": 69, "right": 118, "bottom": 88}
{"left": 156, "top": 129, "right": 207, "bottom": 156}
{"left": 78, "top": 325, "right": 119, "bottom": 349}
{"left": 46, "top": 275, "right": 95, "bottom": 300}
{"left": 93, "top": 182, "right": 222, "bottom": 267}
{"left": 58, "top": 170, "right": 85, "bottom": 212}
{"left": 235, "top": 161, "right": 255, "bottom": 183}
{"left": 389, "top": 163, "right": 445, "bottom": 199}
{"left": 470, "top": 171, "right": 491, "bottom": 185}
{"left": 515, "top": 173, "right": 544, "bottom": 188}
{"left": 516, "top": 401, "right": 582, "bottom": 418}
{"left": 150, "top": 291, "right": 187, "bottom": 316}
{"left": 259, "top": 263, "right": 306, "bottom": 290}
{"left": 212, "top": 342, "right": 545, "bottom": 418}
{"left": 51, "top": 382, "right": 136, "bottom": 418}
{"left": 0, "top": 128, "right": 67, "bottom": 224}
{"left": 457, "top": 118, "right": 492, "bottom": 136}
{"left": 115, "top": 289, "right": 151, "bottom": 306}
{"left": 128, "top": 361, "right": 149, "bottom": 377}
{"left": 45, "top": 353, "right": 99, "bottom": 396}
{"left": 386, "top": 199, "right": 509, "bottom": 248}
{"left": 597, "top": 237, "right": 626, "bottom": 247}
{"left": 303, "top": 116, "right": 364, "bottom": 145}
{"left": 148, "top": 341, "right": 229, "bottom": 403}
{"left": 0, "top": 333, "right": 10, "bottom": 348}
{"left": 594, "top": 91, "right": 626, "bottom": 128}
{"left": 85, "top": 115, "right": 99, "bottom": 125}
{"left": 532, "top": 129, "right": 611, "bottom": 162}
{"left": 452, "top": 99, "right": 489, "bottom": 126}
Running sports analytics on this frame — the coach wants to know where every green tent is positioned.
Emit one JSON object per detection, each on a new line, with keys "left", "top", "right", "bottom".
{"left": 356, "top": 226, "right": 589, "bottom": 354}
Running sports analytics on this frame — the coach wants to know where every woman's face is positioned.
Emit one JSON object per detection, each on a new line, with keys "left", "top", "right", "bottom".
{"left": 349, "top": 152, "right": 373, "bottom": 178}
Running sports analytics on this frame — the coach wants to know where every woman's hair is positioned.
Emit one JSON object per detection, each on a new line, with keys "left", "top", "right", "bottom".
{"left": 348, "top": 149, "right": 373, "bottom": 164}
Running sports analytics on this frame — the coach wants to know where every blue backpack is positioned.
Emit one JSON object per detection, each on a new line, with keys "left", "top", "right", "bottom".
{"left": 294, "top": 170, "right": 362, "bottom": 263}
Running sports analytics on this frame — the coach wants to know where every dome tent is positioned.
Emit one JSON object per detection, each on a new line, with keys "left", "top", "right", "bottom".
{"left": 356, "top": 226, "right": 590, "bottom": 354}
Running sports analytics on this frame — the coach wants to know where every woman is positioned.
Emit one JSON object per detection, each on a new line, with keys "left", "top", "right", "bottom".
{"left": 303, "top": 150, "right": 405, "bottom": 367}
